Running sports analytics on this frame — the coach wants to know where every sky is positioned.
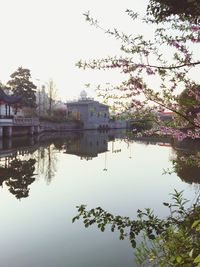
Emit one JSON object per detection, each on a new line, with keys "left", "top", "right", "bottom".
{"left": 0, "top": 0, "right": 151, "bottom": 101}
{"left": 0, "top": 0, "right": 199, "bottom": 102}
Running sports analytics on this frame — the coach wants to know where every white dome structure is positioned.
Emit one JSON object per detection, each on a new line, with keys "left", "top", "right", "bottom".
{"left": 80, "top": 90, "right": 87, "bottom": 100}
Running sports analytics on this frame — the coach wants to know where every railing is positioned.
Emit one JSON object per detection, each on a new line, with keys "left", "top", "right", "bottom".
{"left": 0, "top": 115, "right": 13, "bottom": 119}
{"left": 66, "top": 97, "right": 94, "bottom": 103}
{"left": 13, "top": 117, "right": 39, "bottom": 126}
{"left": 0, "top": 118, "right": 13, "bottom": 125}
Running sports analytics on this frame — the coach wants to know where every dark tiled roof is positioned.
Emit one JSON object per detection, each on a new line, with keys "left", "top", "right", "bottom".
{"left": 0, "top": 89, "right": 21, "bottom": 104}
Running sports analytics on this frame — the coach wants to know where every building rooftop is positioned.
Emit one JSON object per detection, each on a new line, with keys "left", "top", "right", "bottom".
{"left": 67, "top": 98, "right": 108, "bottom": 108}
{"left": 0, "top": 89, "right": 21, "bottom": 104}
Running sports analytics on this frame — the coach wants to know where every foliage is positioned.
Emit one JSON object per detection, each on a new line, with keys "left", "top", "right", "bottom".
{"left": 169, "top": 139, "right": 200, "bottom": 184}
{"left": 130, "top": 112, "right": 156, "bottom": 130}
{"left": 46, "top": 79, "right": 57, "bottom": 116}
{"left": 0, "top": 81, "right": 11, "bottom": 93}
{"left": 147, "top": 0, "right": 200, "bottom": 23}
{"left": 7, "top": 67, "right": 37, "bottom": 108}
{"left": 73, "top": 4, "right": 200, "bottom": 265}
{"left": 77, "top": 2, "right": 200, "bottom": 143}
{"left": 73, "top": 190, "right": 200, "bottom": 266}
{"left": 178, "top": 88, "right": 200, "bottom": 127}
{"left": 22, "top": 106, "right": 37, "bottom": 117}
{"left": 53, "top": 107, "right": 67, "bottom": 119}
{"left": 135, "top": 201, "right": 200, "bottom": 266}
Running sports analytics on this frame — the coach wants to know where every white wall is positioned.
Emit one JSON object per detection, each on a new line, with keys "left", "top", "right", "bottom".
{"left": 0, "top": 104, "right": 23, "bottom": 117}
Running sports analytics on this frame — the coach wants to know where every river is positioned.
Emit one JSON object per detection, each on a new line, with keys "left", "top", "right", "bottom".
{"left": 0, "top": 130, "right": 199, "bottom": 267}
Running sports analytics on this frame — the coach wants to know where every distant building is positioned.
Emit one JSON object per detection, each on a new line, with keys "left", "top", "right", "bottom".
{"left": 67, "top": 90, "right": 109, "bottom": 129}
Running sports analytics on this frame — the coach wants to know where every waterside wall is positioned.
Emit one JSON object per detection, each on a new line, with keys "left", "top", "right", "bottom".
{"left": 0, "top": 118, "right": 127, "bottom": 138}
{"left": 40, "top": 121, "right": 82, "bottom": 132}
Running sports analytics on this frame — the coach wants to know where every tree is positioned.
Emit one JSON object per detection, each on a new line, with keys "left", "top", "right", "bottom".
{"left": 73, "top": 190, "right": 200, "bottom": 266}
{"left": 147, "top": 0, "right": 200, "bottom": 22}
{"left": 73, "top": 2, "right": 200, "bottom": 265}
{"left": 46, "top": 79, "right": 57, "bottom": 116}
{"left": 76, "top": 2, "right": 200, "bottom": 142}
{"left": 7, "top": 67, "right": 37, "bottom": 108}
{"left": 0, "top": 81, "right": 10, "bottom": 93}
{"left": 178, "top": 88, "right": 200, "bottom": 127}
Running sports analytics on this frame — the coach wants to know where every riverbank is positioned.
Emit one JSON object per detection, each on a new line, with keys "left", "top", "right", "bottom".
{"left": 0, "top": 118, "right": 128, "bottom": 138}
{"left": 40, "top": 120, "right": 82, "bottom": 132}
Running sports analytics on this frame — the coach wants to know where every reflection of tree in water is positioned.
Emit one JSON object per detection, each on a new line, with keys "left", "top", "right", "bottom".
{"left": 36, "top": 136, "right": 83, "bottom": 184}
{"left": 172, "top": 140, "right": 200, "bottom": 185}
{"left": 176, "top": 157, "right": 199, "bottom": 184}
{"left": 5, "top": 158, "right": 36, "bottom": 199}
{"left": 173, "top": 152, "right": 200, "bottom": 184}
{"left": 37, "top": 144, "right": 58, "bottom": 185}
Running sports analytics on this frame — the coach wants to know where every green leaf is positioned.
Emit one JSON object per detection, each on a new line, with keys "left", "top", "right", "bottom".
{"left": 163, "top": 202, "right": 169, "bottom": 206}
{"left": 131, "top": 240, "right": 136, "bottom": 248}
{"left": 189, "top": 249, "right": 194, "bottom": 258}
{"left": 72, "top": 216, "right": 79, "bottom": 223}
{"left": 170, "top": 256, "right": 176, "bottom": 262}
{"left": 176, "top": 256, "right": 182, "bottom": 263}
{"left": 191, "top": 220, "right": 200, "bottom": 228}
{"left": 149, "top": 234, "right": 155, "bottom": 239}
{"left": 194, "top": 254, "right": 200, "bottom": 264}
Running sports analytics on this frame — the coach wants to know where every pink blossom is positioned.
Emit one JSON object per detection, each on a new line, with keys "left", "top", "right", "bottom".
{"left": 191, "top": 25, "right": 200, "bottom": 31}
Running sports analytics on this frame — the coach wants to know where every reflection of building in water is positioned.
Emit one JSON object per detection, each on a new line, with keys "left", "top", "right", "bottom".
{"left": 0, "top": 131, "right": 126, "bottom": 198}
{"left": 0, "top": 137, "right": 38, "bottom": 161}
{"left": 64, "top": 132, "right": 108, "bottom": 160}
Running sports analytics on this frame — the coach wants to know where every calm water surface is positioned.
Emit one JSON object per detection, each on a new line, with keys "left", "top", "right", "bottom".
{"left": 0, "top": 130, "right": 199, "bottom": 267}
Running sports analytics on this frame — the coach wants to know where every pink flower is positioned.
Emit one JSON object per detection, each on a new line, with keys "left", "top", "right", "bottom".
{"left": 191, "top": 25, "right": 200, "bottom": 31}
{"left": 171, "top": 41, "right": 180, "bottom": 48}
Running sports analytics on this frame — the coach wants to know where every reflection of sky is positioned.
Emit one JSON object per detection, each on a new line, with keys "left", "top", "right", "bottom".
{"left": 0, "top": 140, "right": 196, "bottom": 267}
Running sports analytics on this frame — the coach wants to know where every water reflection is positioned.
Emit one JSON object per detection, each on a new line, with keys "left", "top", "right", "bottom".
{"left": 37, "top": 144, "right": 58, "bottom": 184}
{"left": 63, "top": 131, "right": 108, "bottom": 160}
{"left": 3, "top": 159, "right": 36, "bottom": 199}
{"left": 0, "top": 132, "right": 199, "bottom": 200}
{"left": 0, "top": 131, "right": 199, "bottom": 267}
{"left": 128, "top": 136, "right": 200, "bottom": 185}
{"left": 172, "top": 139, "right": 200, "bottom": 184}
{"left": 0, "top": 131, "right": 124, "bottom": 199}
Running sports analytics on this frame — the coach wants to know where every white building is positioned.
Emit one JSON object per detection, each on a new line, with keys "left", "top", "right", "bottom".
{"left": 67, "top": 91, "right": 109, "bottom": 129}
{"left": 67, "top": 91, "right": 127, "bottom": 130}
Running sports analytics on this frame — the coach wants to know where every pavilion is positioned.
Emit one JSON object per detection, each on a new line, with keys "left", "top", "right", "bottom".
{"left": 0, "top": 88, "right": 21, "bottom": 118}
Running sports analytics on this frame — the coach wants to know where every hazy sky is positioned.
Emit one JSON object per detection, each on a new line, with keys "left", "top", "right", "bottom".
{"left": 1, "top": 0, "right": 198, "bottom": 102}
{"left": 0, "top": 0, "right": 152, "bottom": 100}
